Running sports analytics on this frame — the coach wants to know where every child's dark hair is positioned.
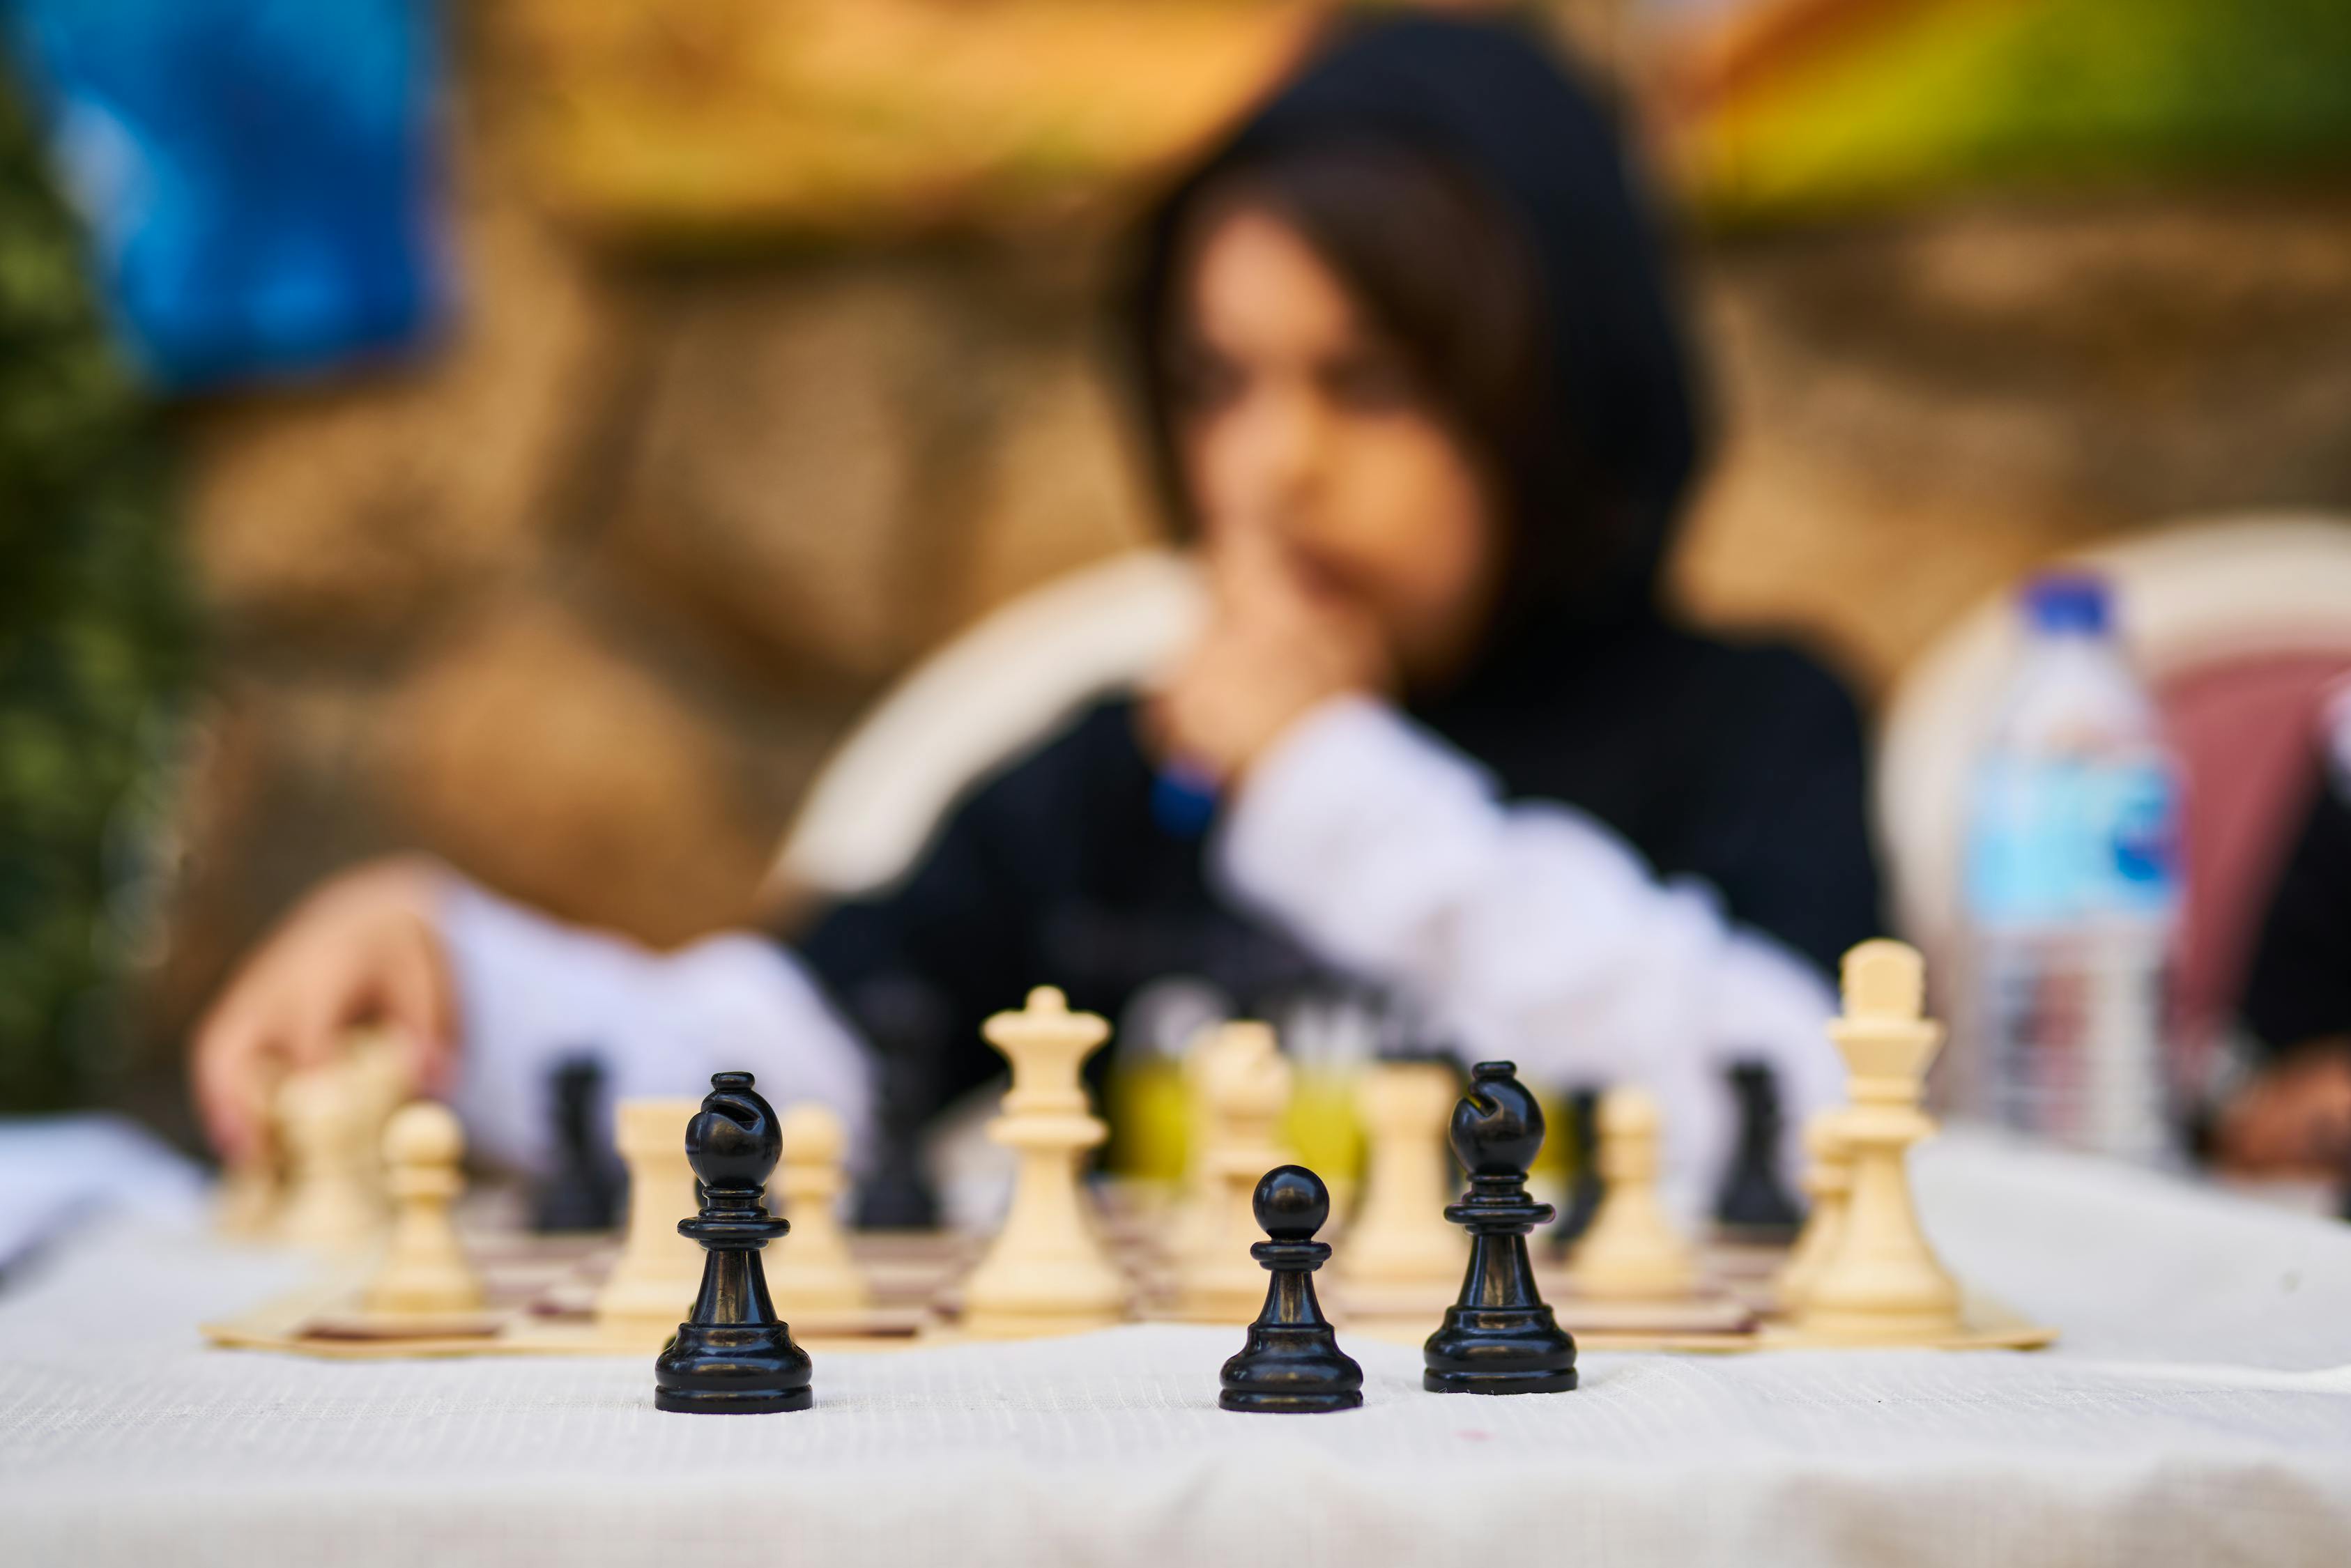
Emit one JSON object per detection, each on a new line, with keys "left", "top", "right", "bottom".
{"left": 1129, "top": 133, "right": 1630, "bottom": 631}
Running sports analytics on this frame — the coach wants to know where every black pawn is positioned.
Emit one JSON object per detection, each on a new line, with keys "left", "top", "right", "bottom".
{"left": 654, "top": 1072, "right": 812, "bottom": 1414}
{"left": 533, "top": 1054, "right": 623, "bottom": 1233}
{"left": 1547, "top": 1085, "right": 1604, "bottom": 1252}
{"left": 1220, "top": 1165, "right": 1363, "bottom": 1413}
{"left": 1714, "top": 1060, "right": 1804, "bottom": 1240}
{"left": 1424, "top": 1061, "right": 1578, "bottom": 1395}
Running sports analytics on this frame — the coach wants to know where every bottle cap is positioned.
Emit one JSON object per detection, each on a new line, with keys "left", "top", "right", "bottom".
{"left": 2022, "top": 572, "right": 2111, "bottom": 636}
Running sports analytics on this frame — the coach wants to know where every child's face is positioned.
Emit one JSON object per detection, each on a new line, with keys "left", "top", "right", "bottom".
{"left": 1170, "top": 206, "right": 1501, "bottom": 686}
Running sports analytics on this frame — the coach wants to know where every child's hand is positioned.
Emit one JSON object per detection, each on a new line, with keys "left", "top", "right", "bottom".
{"left": 1151, "top": 525, "right": 1392, "bottom": 783}
{"left": 2212, "top": 1042, "right": 2351, "bottom": 1176}
{"left": 190, "top": 856, "right": 458, "bottom": 1163}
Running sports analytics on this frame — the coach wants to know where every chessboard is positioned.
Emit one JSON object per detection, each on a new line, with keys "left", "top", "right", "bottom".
{"left": 203, "top": 949, "right": 2058, "bottom": 1365}
{"left": 199, "top": 1193, "right": 2053, "bottom": 1361}
{"left": 201, "top": 1224, "right": 970, "bottom": 1360}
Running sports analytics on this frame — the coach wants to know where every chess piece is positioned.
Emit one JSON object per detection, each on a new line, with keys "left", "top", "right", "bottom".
{"left": 1571, "top": 1086, "right": 1698, "bottom": 1301}
{"left": 1177, "top": 1021, "right": 1293, "bottom": 1322}
{"left": 1167, "top": 1017, "right": 1253, "bottom": 1268}
{"left": 214, "top": 1154, "right": 279, "bottom": 1241}
{"left": 346, "top": 1030, "right": 415, "bottom": 1167}
{"left": 1547, "top": 1085, "right": 1603, "bottom": 1250}
{"left": 846, "top": 975, "right": 944, "bottom": 1230}
{"left": 273, "top": 1056, "right": 385, "bottom": 1252}
{"left": 1775, "top": 1112, "right": 1854, "bottom": 1313}
{"left": 960, "top": 987, "right": 1129, "bottom": 1337}
{"left": 1336, "top": 1058, "right": 1465, "bottom": 1295}
{"left": 1423, "top": 1061, "right": 1578, "bottom": 1394}
{"left": 1714, "top": 1060, "right": 1804, "bottom": 1239}
{"left": 533, "top": 1054, "right": 622, "bottom": 1233}
{"left": 595, "top": 1096, "right": 707, "bottom": 1338}
{"left": 1219, "top": 1165, "right": 1363, "bottom": 1414}
{"left": 215, "top": 1056, "right": 286, "bottom": 1240}
{"left": 362, "top": 1102, "right": 484, "bottom": 1316}
{"left": 764, "top": 1102, "right": 870, "bottom": 1315}
{"left": 654, "top": 1072, "right": 811, "bottom": 1413}
{"left": 1798, "top": 940, "right": 1963, "bottom": 1342}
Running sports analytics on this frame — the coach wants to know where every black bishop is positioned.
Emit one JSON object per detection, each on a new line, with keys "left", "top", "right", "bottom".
{"left": 654, "top": 1071, "right": 812, "bottom": 1413}
{"left": 1425, "top": 1061, "right": 1579, "bottom": 1394}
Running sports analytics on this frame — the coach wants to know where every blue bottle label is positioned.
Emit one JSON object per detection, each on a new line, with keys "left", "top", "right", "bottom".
{"left": 1966, "top": 758, "right": 2180, "bottom": 925}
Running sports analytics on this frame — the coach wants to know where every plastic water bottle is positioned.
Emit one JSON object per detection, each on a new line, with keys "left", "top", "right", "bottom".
{"left": 1961, "top": 573, "right": 2183, "bottom": 1162}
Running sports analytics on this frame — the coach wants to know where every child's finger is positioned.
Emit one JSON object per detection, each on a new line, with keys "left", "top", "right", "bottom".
{"left": 1209, "top": 518, "right": 1297, "bottom": 620}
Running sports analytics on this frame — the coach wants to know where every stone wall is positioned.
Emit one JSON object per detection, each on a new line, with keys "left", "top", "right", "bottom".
{"left": 1678, "top": 190, "right": 2351, "bottom": 687}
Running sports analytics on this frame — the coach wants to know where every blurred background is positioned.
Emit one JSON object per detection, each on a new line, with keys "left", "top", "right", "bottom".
{"left": 4, "top": 0, "right": 2350, "bottom": 1152}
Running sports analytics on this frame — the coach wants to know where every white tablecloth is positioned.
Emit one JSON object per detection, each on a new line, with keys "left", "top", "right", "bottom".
{"left": 3, "top": 1129, "right": 2350, "bottom": 1568}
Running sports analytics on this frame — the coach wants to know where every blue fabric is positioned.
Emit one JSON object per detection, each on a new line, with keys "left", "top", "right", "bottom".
{"left": 3, "top": 0, "right": 446, "bottom": 388}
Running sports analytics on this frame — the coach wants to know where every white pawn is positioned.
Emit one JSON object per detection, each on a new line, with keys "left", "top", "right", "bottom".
{"left": 1570, "top": 1086, "right": 1697, "bottom": 1301}
{"left": 1775, "top": 1112, "right": 1854, "bottom": 1314}
{"left": 765, "top": 1102, "right": 870, "bottom": 1316}
{"left": 1798, "top": 939, "right": 1964, "bottom": 1342}
{"left": 274, "top": 1056, "right": 385, "bottom": 1253}
{"left": 1337, "top": 1059, "right": 1466, "bottom": 1298}
{"left": 362, "top": 1102, "right": 484, "bottom": 1317}
{"left": 1176, "top": 1020, "right": 1292, "bottom": 1322}
{"left": 962, "top": 987, "right": 1129, "bottom": 1338}
{"left": 594, "top": 1097, "right": 707, "bottom": 1340}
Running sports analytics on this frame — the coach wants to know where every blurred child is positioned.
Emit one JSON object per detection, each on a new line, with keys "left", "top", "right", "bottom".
{"left": 190, "top": 15, "right": 1880, "bottom": 1200}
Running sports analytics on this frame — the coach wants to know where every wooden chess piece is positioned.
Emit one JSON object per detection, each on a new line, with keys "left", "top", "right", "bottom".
{"left": 273, "top": 1056, "right": 385, "bottom": 1252}
{"left": 1219, "top": 1165, "right": 1363, "bottom": 1414}
{"left": 215, "top": 1056, "right": 286, "bottom": 1240}
{"left": 345, "top": 1029, "right": 415, "bottom": 1201}
{"left": 654, "top": 1072, "right": 811, "bottom": 1413}
{"left": 1797, "top": 940, "right": 1963, "bottom": 1342}
{"left": 595, "top": 1096, "right": 707, "bottom": 1339}
{"left": 1423, "top": 1061, "right": 1578, "bottom": 1394}
{"left": 214, "top": 1153, "right": 279, "bottom": 1242}
{"left": 1177, "top": 1021, "right": 1292, "bottom": 1322}
{"left": 1168, "top": 1019, "right": 1252, "bottom": 1272}
{"left": 1775, "top": 1112, "right": 1854, "bottom": 1313}
{"left": 764, "top": 1102, "right": 870, "bottom": 1316}
{"left": 845, "top": 974, "right": 945, "bottom": 1230}
{"left": 960, "top": 987, "right": 1129, "bottom": 1337}
{"left": 1715, "top": 1060, "right": 1804, "bottom": 1239}
{"left": 1571, "top": 1086, "right": 1698, "bottom": 1301}
{"left": 533, "top": 1054, "right": 622, "bottom": 1233}
{"left": 1547, "top": 1085, "right": 1603, "bottom": 1251}
{"left": 1336, "top": 1058, "right": 1464, "bottom": 1298}
{"left": 362, "top": 1102, "right": 484, "bottom": 1316}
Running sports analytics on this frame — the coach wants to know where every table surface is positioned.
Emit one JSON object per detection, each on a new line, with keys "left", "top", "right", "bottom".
{"left": 4, "top": 1129, "right": 2350, "bottom": 1568}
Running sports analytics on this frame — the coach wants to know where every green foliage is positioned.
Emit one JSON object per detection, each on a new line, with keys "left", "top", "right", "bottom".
{"left": 0, "top": 76, "right": 193, "bottom": 1111}
{"left": 1698, "top": 0, "right": 2351, "bottom": 220}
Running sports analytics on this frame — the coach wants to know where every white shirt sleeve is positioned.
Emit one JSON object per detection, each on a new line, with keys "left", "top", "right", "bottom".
{"left": 433, "top": 873, "right": 875, "bottom": 1176}
{"left": 1214, "top": 694, "right": 1847, "bottom": 1213}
